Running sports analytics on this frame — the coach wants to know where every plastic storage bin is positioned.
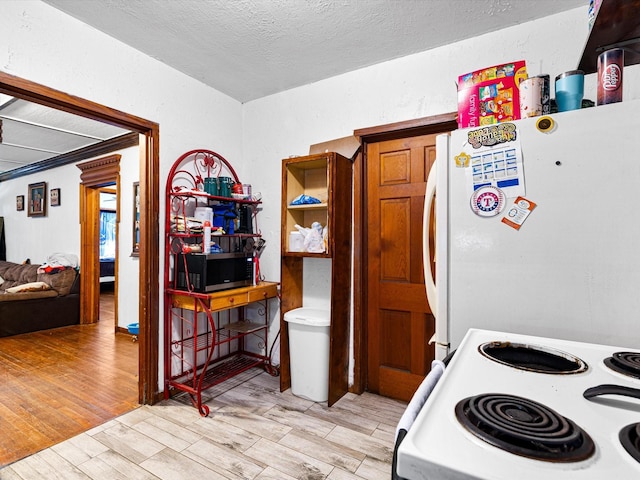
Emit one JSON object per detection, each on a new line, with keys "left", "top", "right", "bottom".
{"left": 284, "top": 307, "right": 330, "bottom": 402}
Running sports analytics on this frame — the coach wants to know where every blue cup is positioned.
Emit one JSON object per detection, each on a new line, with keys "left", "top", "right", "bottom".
{"left": 555, "top": 70, "right": 584, "bottom": 112}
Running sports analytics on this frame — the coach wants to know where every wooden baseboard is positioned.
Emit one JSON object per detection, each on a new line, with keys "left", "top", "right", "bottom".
{"left": 116, "top": 325, "right": 135, "bottom": 335}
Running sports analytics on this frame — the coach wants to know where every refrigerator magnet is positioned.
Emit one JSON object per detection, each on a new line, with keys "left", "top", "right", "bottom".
{"left": 455, "top": 152, "right": 471, "bottom": 168}
{"left": 502, "top": 196, "right": 537, "bottom": 230}
{"left": 470, "top": 186, "right": 506, "bottom": 217}
{"left": 535, "top": 116, "right": 556, "bottom": 134}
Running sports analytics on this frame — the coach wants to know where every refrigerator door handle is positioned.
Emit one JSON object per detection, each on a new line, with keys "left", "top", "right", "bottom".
{"left": 423, "top": 162, "right": 437, "bottom": 316}
{"left": 427, "top": 133, "right": 451, "bottom": 361}
{"left": 428, "top": 333, "right": 448, "bottom": 347}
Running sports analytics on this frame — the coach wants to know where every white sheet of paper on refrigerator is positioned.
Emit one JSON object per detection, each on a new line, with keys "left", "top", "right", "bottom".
{"left": 426, "top": 100, "right": 640, "bottom": 356}
{"left": 461, "top": 128, "right": 526, "bottom": 200}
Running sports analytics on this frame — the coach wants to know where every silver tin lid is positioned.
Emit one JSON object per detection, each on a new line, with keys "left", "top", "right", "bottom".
{"left": 555, "top": 70, "right": 584, "bottom": 81}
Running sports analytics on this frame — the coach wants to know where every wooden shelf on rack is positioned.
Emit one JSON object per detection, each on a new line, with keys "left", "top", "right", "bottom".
{"left": 225, "top": 321, "right": 266, "bottom": 334}
{"left": 281, "top": 251, "right": 330, "bottom": 259}
{"left": 169, "top": 281, "right": 278, "bottom": 312}
{"left": 286, "top": 203, "right": 328, "bottom": 210}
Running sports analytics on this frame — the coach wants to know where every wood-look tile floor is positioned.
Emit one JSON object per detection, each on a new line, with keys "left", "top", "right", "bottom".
{"left": 1, "top": 368, "right": 407, "bottom": 479}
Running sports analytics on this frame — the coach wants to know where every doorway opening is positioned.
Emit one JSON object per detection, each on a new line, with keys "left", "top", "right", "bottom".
{"left": 0, "top": 71, "right": 160, "bottom": 405}
{"left": 99, "top": 187, "right": 118, "bottom": 327}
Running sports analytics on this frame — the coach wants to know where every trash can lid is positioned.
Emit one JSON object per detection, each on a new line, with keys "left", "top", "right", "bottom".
{"left": 284, "top": 307, "right": 330, "bottom": 326}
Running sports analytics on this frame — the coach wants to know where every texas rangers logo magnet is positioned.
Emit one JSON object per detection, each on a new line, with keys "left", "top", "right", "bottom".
{"left": 470, "top": 186, "right": 506, "bottom": 217}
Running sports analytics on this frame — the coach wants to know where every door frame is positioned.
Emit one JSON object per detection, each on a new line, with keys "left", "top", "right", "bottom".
{"left": 352, "top": 112, "right": 458, "bottom": 393}
{"left": 77, "top": 156, "right": 121, "bottom": 327}
{"left": 0, "top": 71, "right": 160, "bottom": 405}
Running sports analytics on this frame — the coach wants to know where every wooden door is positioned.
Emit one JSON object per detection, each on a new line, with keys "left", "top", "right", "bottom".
{"left": 366, "top": 134, "right": 437, "bottom": 402}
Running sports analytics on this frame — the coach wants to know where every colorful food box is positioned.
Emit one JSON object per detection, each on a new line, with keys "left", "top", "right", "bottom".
{"left": 457, "top": 61, "right": 528, "bottom": 128}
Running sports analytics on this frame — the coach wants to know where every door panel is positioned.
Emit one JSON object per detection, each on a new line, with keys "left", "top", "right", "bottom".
{"left": 380, "top": 198, "right": 411, "bottom": 281}
{"left": 366, "top": 134, "right": 437, "bottom": 402}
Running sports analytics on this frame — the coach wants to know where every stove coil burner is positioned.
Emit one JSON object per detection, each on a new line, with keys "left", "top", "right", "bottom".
{"left": 455, "top": 393, "right": 595, "bottom": 462}
{"left": 604, "top": 352, "right": 640, "bottom": 379}
{"left": 479, "top": 342, "right": 588, "bottom": 374}
{"left": 620, "top": 423, "right": 640, "bottom": 463}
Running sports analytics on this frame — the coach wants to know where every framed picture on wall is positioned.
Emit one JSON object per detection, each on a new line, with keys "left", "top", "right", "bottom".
{"left": 27, "top": 182, "right": 47, "bottom": 217}
{"left": 132, "top": 182, "right": 140, "bottom": 256}
{"left": 50, "top": 188, "right": 61, "bottom": 206}
{"left": 16, "top": 195, "right": 24, "bottom": 211}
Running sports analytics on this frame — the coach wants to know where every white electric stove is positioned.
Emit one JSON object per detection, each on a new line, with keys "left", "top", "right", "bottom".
{"left": 397, "top": 329, "right": 640, "bottom": 479}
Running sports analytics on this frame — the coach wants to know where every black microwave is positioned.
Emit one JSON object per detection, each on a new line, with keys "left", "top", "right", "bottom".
{"left": 175, "top": 252, "right": 255, "bottom": 293}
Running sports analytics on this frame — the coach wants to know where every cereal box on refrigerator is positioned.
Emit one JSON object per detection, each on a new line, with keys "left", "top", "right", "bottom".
{"left": 457, "top": 61, "right": 528, "bottom": 128}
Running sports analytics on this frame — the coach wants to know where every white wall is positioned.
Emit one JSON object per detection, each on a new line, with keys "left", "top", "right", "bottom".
{"left": 1, "top": 0, "right": 244, "bottom": 388}
{"left": 243, "top": 6, "right": 640, "bottom": 367}
{"left": 114, "top": 147, "right": 142, "bottom": 330}
{"left": 0, "top": 145, "right": 139, "bottom": 330}
{"left": 3, "top": 1, "right": 639, "bottom": 391}
{"left": 0, "top": 0, "right": 245, "bottom": 231}
{"left": 244, "top": 5, "right": 640, "bottom": 280}
{"left": 0, "top": 162, "right": 81, "bottom": 264}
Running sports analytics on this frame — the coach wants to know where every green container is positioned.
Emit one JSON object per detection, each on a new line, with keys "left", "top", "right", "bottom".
{"left": 204, "top": 177, "right": 218, "bottom": 195}
{"left": 218, "top": 177, "right": 233, "bottom": 197}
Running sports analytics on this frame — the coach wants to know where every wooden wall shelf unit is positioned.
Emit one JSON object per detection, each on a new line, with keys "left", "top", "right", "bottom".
{"left": 578, "top": 0, "right": 640, "bottom": 73}
{"left": 163, "top": 149, "right": 278, "bottom": 416}
{"left": 279, "top": 152, "right": 353, "bottom": 406}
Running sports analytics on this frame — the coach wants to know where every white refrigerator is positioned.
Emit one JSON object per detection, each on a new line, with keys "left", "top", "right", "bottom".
{"left": 424, "top": 99, "right": 640, "bottom": 360}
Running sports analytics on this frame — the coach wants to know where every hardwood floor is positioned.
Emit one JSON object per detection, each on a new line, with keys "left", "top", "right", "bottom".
{"left": 0, "top": 290, "right": 139, "bottom": 467}
{"left": 1, "top": 369, "right": 407, "bottom": 479}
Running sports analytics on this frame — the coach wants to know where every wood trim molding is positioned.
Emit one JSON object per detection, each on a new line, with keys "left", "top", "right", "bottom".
{"left": 78, "top": 154, "right": 121, "bottom": 328}
{"left": 0, "top": 132, "right": 139, "bottom": 183}
{"left": 77, "top": 154, "right": 121, "bottom": 186}
{"left": 78, "top": 184, "right": 103, "bottom": 326}
{"left": 138, "top": 128, "right": 161, "bottom": 405}
{"left": 0, "top": 70, "right": 156, "bottom": 133}
{"left": 349, "top": 148, "right": 364, "bottom": 395}
{"left": 355, "top": 112, "right": 458, "bottom": 143}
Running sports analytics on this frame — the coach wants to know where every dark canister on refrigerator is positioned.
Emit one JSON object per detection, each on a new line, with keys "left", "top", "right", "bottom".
{"left": 597, "top": 48, "right": 624, "bottom": 105}
{"left": 538, "top": 75, "right": 550, "bottom": 114}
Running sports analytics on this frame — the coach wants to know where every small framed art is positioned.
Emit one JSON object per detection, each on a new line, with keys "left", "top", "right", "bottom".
{"left": 16, "top": 195, "right": 24, "bottom": 211}
{"left": 50, "top": 188, "right": 61, "bottom": 207}
{"left": 28, "top": 182, "right": 47, "bottom": 217}
{"left": 132, "top": 182, "right": 140, "bottom": 256}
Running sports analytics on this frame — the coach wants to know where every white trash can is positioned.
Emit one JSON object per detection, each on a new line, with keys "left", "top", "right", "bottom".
{"left": 284, "top": 307, "right": 331, "bottom": 402}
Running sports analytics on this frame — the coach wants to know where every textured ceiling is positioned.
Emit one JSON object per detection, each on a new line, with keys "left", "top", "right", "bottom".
{"left": 42, "top": 0, "right": 587, "bottom": 103}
